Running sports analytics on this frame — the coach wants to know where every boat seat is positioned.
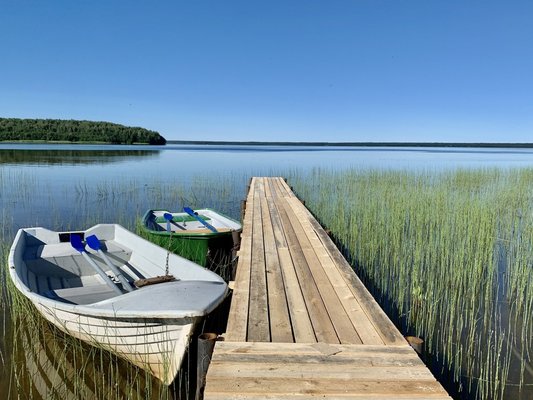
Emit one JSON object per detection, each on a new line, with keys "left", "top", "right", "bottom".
{"left": 44, "top": 284, "right": 120, "bottom": 305}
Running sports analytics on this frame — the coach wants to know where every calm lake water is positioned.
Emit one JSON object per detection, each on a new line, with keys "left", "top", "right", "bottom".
{"left": 1, "top": 143, "right": 533, "bottom": 399}
{"left": 2, "top": 143, "right": 533, "bottom": 231}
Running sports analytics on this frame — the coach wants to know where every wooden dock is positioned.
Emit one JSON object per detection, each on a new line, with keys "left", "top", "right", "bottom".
{"left": 203, "top": 177, "right": 450, "bottom": 399}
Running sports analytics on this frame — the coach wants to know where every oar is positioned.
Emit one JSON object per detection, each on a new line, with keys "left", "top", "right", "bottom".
{"left": 164, "top": 212, "right": 186, "bottom": 231}
{"left": 183, "top": 207, "right": 218, "bottom": 232}
{"left": 86, "top": 235, "right": 134, "bottom": 292}
{"left": 163, "top": 213, "right": 173, "bottom": 233}
{"left": 70, "top": 234, "right": 123, "bottom": 295}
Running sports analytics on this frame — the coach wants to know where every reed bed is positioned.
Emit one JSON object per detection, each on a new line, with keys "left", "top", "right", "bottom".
{"left": 288, "top": 168, "right": 533, "bottom": 400}
{"left": 3, "top": 269, "right": 187, "bottom": 399}
{"left": 1, "top": 219, "right": 190, "bottom": 400}
{"left": 0, "top": 171, "right": 249, "bottom": 399}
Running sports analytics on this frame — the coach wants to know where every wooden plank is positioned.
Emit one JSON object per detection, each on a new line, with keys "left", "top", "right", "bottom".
{"left": 205, "top": 377, "right": 449, "bottom": 397}
{"left": 224, "top": 178, "right": 256, "bottom": 341}
{"left": 265, "top": 178, "right": 316, "bottom": 342}
{"left": 277, "top": 177, "right": 296, "bottom": 197}
{"left": 285, "top": 197, "right": 385, "bottom": 345}
{"left": 277, "top": 248, "right": 316, "bottom": 342}
{"left": 206, "top": 396, "right": 450, "bottom": 400}
{"left": 260, "top": 193, "right": 293, "bottom": 342}
{"left": 247, "top": 179, "right": 270, "bottom": 342}
{"left": 306, "top": 214, "right": 406, "bottom": 345}
{"left": 263, "top": 176, "right": 273, "bottom": 198}
{"left": 266, "top": 177, "right": 278, "bottom": 200}
{"left": 280, "top": 199, "right": 362, "bottom": 344}
{"left": 207, "top": 362, "right": 437, "bottom": 380}
{"left": 210, "top": 343, "right": 425, "bottom": 368}
{"left": 206, "top": 342, "right": 451, "bottom": 398}
{"left": 281, "top": 180, "right": 405, "bottom": 345}
{"left": 211, "top": 341, "right": 417, "bottom": 357}
{"left": 270, "top": 182, "right": 339, "bottom": 343}
{"left": 210, "top": 351, "right": 421, "bottom": 367}
{"left": 272, "top": 177, "right": 291, "bottom": 198}
{"left": 265, "top": 179, "right": 288, "bottom": 249}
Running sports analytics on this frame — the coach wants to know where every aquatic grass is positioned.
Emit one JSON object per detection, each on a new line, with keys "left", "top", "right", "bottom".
{"left": 288, "top": 167, "right": 533, "bottom": 400}
{"left": 9, "top": 301, "right": 182, "bottom": 399}
{"left": 3, "top": 235, "right": 191, "bottom": 399}
{"left": 1, "top": 171, "right": 248, "bottom": 399}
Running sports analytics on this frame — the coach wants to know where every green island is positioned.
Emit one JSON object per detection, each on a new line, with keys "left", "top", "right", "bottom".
{"left": 0, "top": 118, "right": 166, "bottom": 145}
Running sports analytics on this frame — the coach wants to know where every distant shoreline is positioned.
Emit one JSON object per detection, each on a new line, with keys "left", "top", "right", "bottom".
{"left": 0, "top": 140, "right": 156, "bottom": 145}
{"left": 0, "top": 118, "right": 166, "bottom": 145}
{"left": 3, "top": 140, "right": 533, "bottom": 149}
{"left": 167, "top": 140, "right": 533, "bottom": 149}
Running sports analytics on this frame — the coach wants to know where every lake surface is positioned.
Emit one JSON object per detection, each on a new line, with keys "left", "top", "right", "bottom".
{"left": 1, "top": 143, "right": 533, "bottom": 399}
{"left": 3, "top": 143, "right": 533, "bottom": 231}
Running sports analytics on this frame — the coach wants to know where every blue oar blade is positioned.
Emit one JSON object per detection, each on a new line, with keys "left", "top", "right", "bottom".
{"left": 183, "top": 207, "right": 218, "bottom": 233}
{"left": 183, "top": 207, "right": 195, "bottom": 216}
{"left": 86, "top": 235, "right": 101, "bottom": 251}
{"left": 70, "top": 234, "right": 85, "bottom": 253}
{"left": 163, "top": 213, "right": 173, "bottom": 232}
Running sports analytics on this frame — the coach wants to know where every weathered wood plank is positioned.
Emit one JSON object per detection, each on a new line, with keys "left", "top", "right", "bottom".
{"left": 205, "top": 377, "right": 449, "bottom": 397}
{"left": 266, "top": 178, "right": 316, "bottom": 342}
{"left": 206, "top": 396, "right": 452, "bottom": 400}
{"left": 260, "top": 194, "right": 293, "bottom": 342}
{"left": 263, "top": 176, "right": 273, "bottom": 198}
{"left": 280, "top": 184, "right": 405, "bottom": 345}
{"left": 277, "top": 248, "right": 316, "bottom": 343}
{"left": 206, "top": 342, "right": 451, "bottom": 400}
{"left": 270, "top": 181, "right": 339, "bottom": 343}
{"left": 266, "top": 180, "right": 288, "bottom": 249}
{"left": 285, "top": 196, "right": 385, "bottom": 345}
{"left": 211, "top": 341, "right": 417, "bottom": 357}
{"left": 247, "top": 179, "right": 270, "bottom": 342}
{"left": 280, "top": 198, "right": 362, "bottom": 344}
{"left": 224, "top": 178, "right": 256, "bottom": 341}
{"left": 272, "top": 177, "right": 290, "bottom": 198}
{"left": 210, "top": 352, "right": 421, "bottom": 366}
{"left": 306, "top": 211, "right": 406, "bottom": 345}
{"left": 207, "top": 362, "right": 437, "bottom": 380}
{"left": 276, "top": 177, "right": 295, "bottom": 197}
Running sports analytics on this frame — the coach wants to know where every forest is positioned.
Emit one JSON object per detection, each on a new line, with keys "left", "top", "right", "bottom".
{"left": 0, "top": 118, "right": 166, "bottom": 145}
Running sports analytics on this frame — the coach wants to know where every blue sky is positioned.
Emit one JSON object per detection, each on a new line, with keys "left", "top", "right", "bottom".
{"left": 1, "top": 1, "right": 532, "bottom": 142}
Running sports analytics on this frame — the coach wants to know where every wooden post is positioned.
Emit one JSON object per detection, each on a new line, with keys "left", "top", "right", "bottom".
{"left": 196, "top": 333, "right": 219, "bottom": 400}
{"left": 405, "top": 336, "right": 424, "bottom": 356}
{"left": 240, "top": 199, "right": 247, "bottom": 225}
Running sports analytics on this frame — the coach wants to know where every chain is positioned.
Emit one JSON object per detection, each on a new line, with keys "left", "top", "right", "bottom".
{"left": 165, "top": 229, "right": 172, "bottom": 276}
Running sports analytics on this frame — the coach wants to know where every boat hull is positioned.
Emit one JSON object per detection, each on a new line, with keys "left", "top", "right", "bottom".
{"left": 141, "top": 209, "right": 242, "bottom": 268}
{"left": 8, "top": 224, "right": 229, "bottom": 385}
{"left": 35, "top": 301, "right": 197, "bottom": 385}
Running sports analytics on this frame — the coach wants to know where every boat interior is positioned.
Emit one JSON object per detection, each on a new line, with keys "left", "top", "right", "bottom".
{"left": 147, "top": 209, "right": 238, "bottom": 234}
{"left": 21, "top": 234, "right": 145, "bottom": 305}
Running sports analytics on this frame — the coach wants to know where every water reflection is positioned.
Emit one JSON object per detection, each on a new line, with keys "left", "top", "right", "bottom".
{"left": 0, "top": 149, "right": 160, "bottom": 166}
{"left": 10, "top": 313, "right": 182, "bottom": 400}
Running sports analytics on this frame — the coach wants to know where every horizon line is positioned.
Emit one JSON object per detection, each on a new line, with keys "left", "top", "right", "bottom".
{"left": 166, "top": 140, "right": 533, "bottom": 148}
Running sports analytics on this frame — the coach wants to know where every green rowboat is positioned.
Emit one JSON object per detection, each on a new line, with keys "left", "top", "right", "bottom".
{"left": 140, "top": 208, "right": 242, "bottom": 271}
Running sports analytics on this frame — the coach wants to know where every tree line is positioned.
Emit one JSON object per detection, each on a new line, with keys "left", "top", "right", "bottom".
{"left": 0, "top": 118, "right": 166, "bottom": 145}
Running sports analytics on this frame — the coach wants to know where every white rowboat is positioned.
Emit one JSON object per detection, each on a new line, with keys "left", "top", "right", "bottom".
{"left": 8, "top": 224, "right": 228, "bottom": 385}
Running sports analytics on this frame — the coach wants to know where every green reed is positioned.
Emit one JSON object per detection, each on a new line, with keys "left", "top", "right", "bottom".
{"left": 1, "top": 171, "right": 249, "bottom": 399}
{"left": 4, "top": 276, "right": 182, "bottom": 399}
{"left": 288, "top": 167, "right": 533, "bottom": 400}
